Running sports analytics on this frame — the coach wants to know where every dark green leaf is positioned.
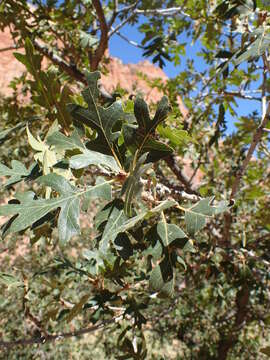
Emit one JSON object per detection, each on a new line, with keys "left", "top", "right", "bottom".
{"left": 67, "top": 71, "right": 126, "bottom": 158}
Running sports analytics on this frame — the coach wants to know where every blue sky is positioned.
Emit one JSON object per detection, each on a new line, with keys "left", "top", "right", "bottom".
{"left": 109, "top": 22, "right": 261, "bottom": 134}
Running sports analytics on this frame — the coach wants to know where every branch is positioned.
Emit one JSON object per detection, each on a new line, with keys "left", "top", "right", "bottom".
{"left": 108, "top": 0, "right": 119, "bottom": 28}
{"left": 135, "top": 7, "right": 191, "bottom": 17}
{"left": 108, "top": 6, "right": 139, "bottom": 38}
{"left": 216, "top": 285, "right": 250, "bottom": 360}
{"left": 112, "top": 28, "right": 144, "bottom": 49}
{"left": 91, "top": 0, "right": 108, "bottom": 70}
{"left": 230, "top": 106, "right": 270, "bottom": 201}
{"left": 32, "top": 40, "right": 114, "bottom": 101}
{"left": 0, "top": 45, "right": 23, "bottom": 53}
{"left": 164, "top": 155, "right": 200, "bottom": 196}
{"left": 222, "top": 90, "right": 261, "bottom": 102}
{"left": 223, "top": 55, "right": 270, "bottom": 243}
{"left": 0, "top": 315, "right": 123, "bottom": 349}
{"left": 117, "top": 2, "right": 139, "bottom": 14}
{"left": 33, "top": 40, "right": 87, "bottom": 85}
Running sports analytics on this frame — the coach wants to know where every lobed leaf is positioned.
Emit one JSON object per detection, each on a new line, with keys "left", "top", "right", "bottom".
{"left": 0, "top": 160, "right": 30, "bottom": 187}
{"left": 0, "top": 173, "right": 112, "bottom": 244}
{"left": 67, "top": 71, "right": 126, "bottom": 158}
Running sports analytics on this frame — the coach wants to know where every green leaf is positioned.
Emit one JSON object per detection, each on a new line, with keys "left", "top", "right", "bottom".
{"left": 0, "top": 174, "right": 113, "bottom": 244}
{"left": 234, "top": 33, "right": 270, "bottom": 66}
{"left": 67, "top": 71, "right": 126, "bottom": 158}
{"left": 14, "top": 38, "right": 42, "bottom": 75}
{"left": 157, "top": 125, "right": 193, "bottom": 147}
{"left": 123, "top": 96, "right": 173, "bottom": 162}
{"left": 184, "top": 197, "right": 229, "bottom": 236}
{"left": 134, "top": 96, "right": 151, "bottom": 130}
{"left": 82, "top": 177, "right": 111, "bottom": 211}
{"left": 0, "top": 272, "right": 23, "bottom": 288}
{"left": 47, "top": 131, "right": 119, "bottom": 173}
{"left": 149, "top": 257, "right": 174, "bottom": 297}
{"left": 46, "top": 130, "right": 84, "bottom": 151}
{"left": 79, "top": 30, "right": 98, "bottom": 48}
{"left": 99, "top": 199, "right": 176, "bottom": 255}
{"left": 69, "top": 148, "right": 120, "bottom": 173}
{"left": 157, "top": 221, "right": 187, "bottom": 247}
{"left": 148, "top": 215, "right": 187, "bottom": 296}
{"left": 0, "top": 160, "right": 29, "bottom": 187}
{"left": 122, "top": 152, "right": 152, "bottom": 217}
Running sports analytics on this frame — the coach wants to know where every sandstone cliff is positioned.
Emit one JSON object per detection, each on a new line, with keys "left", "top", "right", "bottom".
{"left": 0, "top": 28, "right": 187, "bottom": 116}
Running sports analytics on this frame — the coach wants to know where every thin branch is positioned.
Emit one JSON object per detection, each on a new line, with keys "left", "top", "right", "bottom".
{"left": 188, "top": 154, "right": 202, "bottom": 185}
{"left": 32, "top": 40, "right": 114, "bottom": 101}
{"left": 117, "top": 2, "right": 139, "bottom": 14}
{"left": 108, "top": 0, "right": 119, "bottom": 28}
{"left": 223, "top": 54, "right": 270, "bottom": 243}
{"left": 91, "top": 0, "right": 109, "bottom": 70}
{"left": 135, "top": 7, "right": 191, "bottom": 18}
{"left": 230, "top": 104, "right": 270, "bottom": 201}
{"left": 33, "top": 40, "right": 87, "bottom": 84}
{"left": 164, "top": 155, "right": 200, "bottom": 196}
{"left": 222, "top": 90, "right": 261, "bottom": 102}
{"left": 108, "top": 8, "right": 139, "bottom": 37}
{"left": 112, "top": 28, "right": 144, "bottom": 49}
{"left": 0, "top": 45, "right": 23, "bottom": 53}
{"left": 0, "top": 315, "right": 123, "bottom": 349}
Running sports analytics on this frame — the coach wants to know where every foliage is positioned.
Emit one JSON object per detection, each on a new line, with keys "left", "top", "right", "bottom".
{"left": 0, "top": 0, "right": 270, "bottom": 359}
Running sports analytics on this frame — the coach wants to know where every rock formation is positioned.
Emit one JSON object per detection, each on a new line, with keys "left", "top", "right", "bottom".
{"left": 0, "top": 28, "right": 187, "bottom": 117}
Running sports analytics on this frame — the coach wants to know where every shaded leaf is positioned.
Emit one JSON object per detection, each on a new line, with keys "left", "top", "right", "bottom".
{"left": 123, "top": 96, "right": 172, "bottom": 162}
{"left": 99, "top": 199, "right": 176, "bottom": 255}
{"left": 121, "top": 152, "right": 152, "bottom": 217}
{"left": 149, "top": 257, "right": 174, "bottom": 297}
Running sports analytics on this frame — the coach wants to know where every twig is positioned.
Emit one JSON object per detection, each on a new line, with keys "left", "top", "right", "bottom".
{"left": 223, "top": 54, "right": 270, "bottom": 243}
{"left": 112, "top": 29, "right": 144, "bottom": 49}
{"left": 108, "top": 8, "right": 138, "bottom": 37}
{"left": 117, "top": 2, "right": 139, "bottom": 14}
{"left": 230, "top": 106, "right": 270, "bottom": 201}
{"left": 135, "top": 7, "right": 191, "bottom": 18}
{"left": 108, "top": 0, "right": 119, "bottom": 28}
{"left": 188, "top": 154, "right": 202, "bottom": 185}
{"left": 0, "top": 45, "right": 23, "bottom": 53}
{"left": 0, "top": 315, "right": 124, "bottom": 349}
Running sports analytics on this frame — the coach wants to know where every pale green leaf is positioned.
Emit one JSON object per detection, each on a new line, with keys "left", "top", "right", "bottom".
{"left": 0, "top": 160, "right": 29, "bottom": 187}
{"left": 46, "top": 130, "right": 84, "bottom": 151}
{"left": 70, "top": 148, "right": 120, "bottom": 173}
{"left": 0, "top": 174, "right": 113, "bottom": 244}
